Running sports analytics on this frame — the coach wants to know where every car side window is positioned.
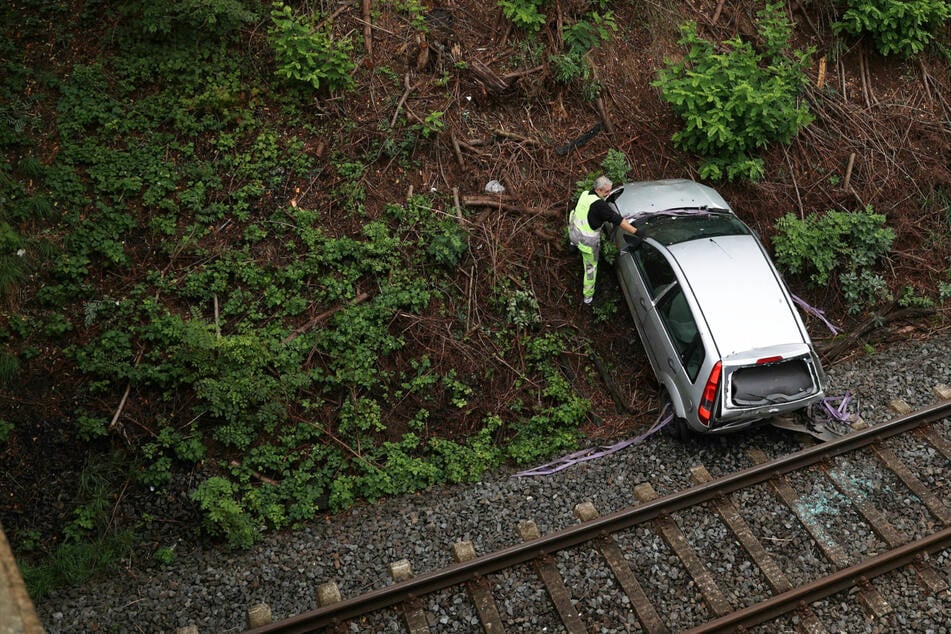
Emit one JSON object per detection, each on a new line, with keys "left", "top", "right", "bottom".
{"left": 656, "top": 286, "right": 705, "bottom": 381}
{"left": 634, "top": 243, "right": 676, "bottom": 300}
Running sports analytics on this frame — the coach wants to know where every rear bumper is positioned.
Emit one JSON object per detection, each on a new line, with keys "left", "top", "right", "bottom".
{"left": 705, "top": 390, "right": 826, "bottom": 433}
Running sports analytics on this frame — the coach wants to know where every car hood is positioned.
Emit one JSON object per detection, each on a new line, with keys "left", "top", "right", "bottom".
{"left": 668, "top": 235, "right": 807, "bottom": 356}
{"left": 611, "top": 178, "right": 733, "bottom": 216}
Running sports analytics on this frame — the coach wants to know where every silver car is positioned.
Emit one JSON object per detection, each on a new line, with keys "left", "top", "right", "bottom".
{"left": 608, "top": 179, "right": 826, "bottom": 438}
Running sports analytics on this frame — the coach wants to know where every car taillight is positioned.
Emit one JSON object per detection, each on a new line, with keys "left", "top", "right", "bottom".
{"left": 697, "top": 361, "right": 722, "bottom": 426}
{"left": 756, "top": 355, "right": 782, "bottom": 365}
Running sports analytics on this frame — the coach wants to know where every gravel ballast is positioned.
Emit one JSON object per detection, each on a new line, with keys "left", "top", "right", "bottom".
{"left": 37, "top": 332, "right": 951, "bottom": 633}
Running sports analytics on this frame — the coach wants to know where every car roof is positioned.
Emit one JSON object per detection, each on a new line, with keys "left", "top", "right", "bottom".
{"left": 611, "top": 179, "right": 733, "bottom": 216}
{"left": 667, "top": 234, "right": 807, "bottom": 356}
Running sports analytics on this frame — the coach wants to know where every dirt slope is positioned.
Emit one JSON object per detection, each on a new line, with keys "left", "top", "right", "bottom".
{"left": 0, "top": 0, "right": 949, "bottom": 560}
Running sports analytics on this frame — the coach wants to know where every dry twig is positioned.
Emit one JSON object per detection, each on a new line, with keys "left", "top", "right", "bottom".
{"left": 391, "top": 72, "right": 416, "bottom": 127}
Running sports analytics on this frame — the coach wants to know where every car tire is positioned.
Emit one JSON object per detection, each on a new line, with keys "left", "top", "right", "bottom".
{"left": 660, "top": 391, "right": 690, "bottom": 441}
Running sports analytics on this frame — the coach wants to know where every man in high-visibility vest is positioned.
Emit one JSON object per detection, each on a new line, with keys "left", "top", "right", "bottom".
{"left": 568, "top": 175, "right": 639, "bottom": 305}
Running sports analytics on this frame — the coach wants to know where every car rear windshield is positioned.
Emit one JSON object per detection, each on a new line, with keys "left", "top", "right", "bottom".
{"left": 636, "top": 211, "right": 750, "bottom": 246}
{"left": 730, "top": 358, "right": 816, "bottom": 407}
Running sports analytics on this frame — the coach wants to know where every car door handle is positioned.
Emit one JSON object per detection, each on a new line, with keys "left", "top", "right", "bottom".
{"left": 667, "top": 358, "right": 677, "bottom": 371}
{"left": 639, "top": 298, "right": 648, "bottom": 311}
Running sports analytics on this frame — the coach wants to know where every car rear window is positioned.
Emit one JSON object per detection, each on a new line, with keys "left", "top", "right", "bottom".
{"left": 637, "top": 212, "right": 750, "bottom": 246}
{"left": 730, "top": 358, "right": 816, "bottom": 406}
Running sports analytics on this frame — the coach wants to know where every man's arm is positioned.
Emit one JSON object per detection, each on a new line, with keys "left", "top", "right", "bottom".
{"left": 618, "top": 218, "right": 637, "bottom": 236}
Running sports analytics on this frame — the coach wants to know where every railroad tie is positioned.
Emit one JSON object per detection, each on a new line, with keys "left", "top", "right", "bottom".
{"left": 451, "top": 540, "right": 506, "bottom": 634}
{"left": 917, "top": 425, "right": 951, "bottom": 462}
{"left": 747, "top": 449, "right": 892, "bottom": 618}
{"left": 633, "top": 483, "right": 733, "bottom": 618}
{"left": 517, "top": 519, "right": 588, "bottom": 634}
{"left": 870, "top": 442, "right": 951, "bottom": 526}
{"left": 823, "top": 464, "right": 947, "bottom": 593}
{"left": 689, "top": 465, "right": 827, "bottom": 633}
{"left": 573, "top": 502, "right": 668, "bottom": 634}
{"left": 388, "top": 559, "right": 431, "bottom": 634}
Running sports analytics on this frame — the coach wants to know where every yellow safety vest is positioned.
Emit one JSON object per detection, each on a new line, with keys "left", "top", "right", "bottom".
{"left": 569, "top": 190, "right": 600, "bottom": 247}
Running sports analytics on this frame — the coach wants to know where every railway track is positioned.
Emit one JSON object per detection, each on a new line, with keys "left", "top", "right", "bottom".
{"left": 233, "top": 390, "right": 951, "bottom": 634}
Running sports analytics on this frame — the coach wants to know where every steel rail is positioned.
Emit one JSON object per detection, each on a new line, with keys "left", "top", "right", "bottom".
{"left": 246, "top": 399, "right": 951, "bottom": 634}
{"left": 684, "top": 526, "right": 951, "bottom": 633}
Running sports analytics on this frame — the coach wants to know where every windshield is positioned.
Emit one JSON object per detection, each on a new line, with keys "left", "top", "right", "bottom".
{"left": 631, "top": 211, "right": 750, "bottom": 246}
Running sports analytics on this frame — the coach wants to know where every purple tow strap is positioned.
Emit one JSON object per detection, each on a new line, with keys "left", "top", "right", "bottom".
{"left": 818, "top": 392, "right": 856, "bottom": 423}
{"left": 792, "top": 294, "right": 840, "bottom": 334}
{"left": 806, "top": 391, "right": 860, "bottom": 437}
{"left": 511, "top": 410, "right": 673, "bottom": 477}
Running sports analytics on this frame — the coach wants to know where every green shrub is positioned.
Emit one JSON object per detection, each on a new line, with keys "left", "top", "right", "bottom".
{"left": 191, "top": 476, "right": 259, "bottom": 549}
{"left": 773, "top": 206, "right": 896, "bottom": 313}
{"left": 424, "top": 218, "right": 468, "bottom": 268}
{"left": 392, "top": 0, "right": 429, "bottom": 32}
{"left": 504, "top": 289, "right": 541, "bottom": 329}
{"left": 601, "top": 148, "right": 630, "bottom": 185}
{"left": 574, "top": 149, "right": 631, "bottom": 197}
{"left": 119, "top": 0, "right": 256, "bottom": 39}
{"left": 0, "top": 418, "right": 13, "bottom": 443}
{"left": 549, "top": 9, "right": 616, "bottom": 93}
{"left": 498, "top": 0, "right": 548, "bottom": 32}
{"left": 140, "top": 425, "right": 206, "bottom": 487}
{"left": 939, "top": 280, "right": 951, "bottom": 303}
{"left": 0, "top": 349, "right": 19, "bottom": 385}
{"left": 269, "top": 2, "right": 356, "bottom": 93}
{"left": 506, "top": 333, "right": 588, "bottom": 463}
{"left": 834, "top": 0, "right": 950, "bottom": 58}
{"left": 428, "top": 419, "right": 504, "bottom": 483}
{"left": 897, "top": 285, "right": 934, "bottom": 308}
{"left": 654, "top": 3, "right": 813, "bottom": 181}
{"left": 75, "top": 414, "right": 109, "bottom": 441}
{"left": 153, "top": 545, "right": 176, "bottom": 565}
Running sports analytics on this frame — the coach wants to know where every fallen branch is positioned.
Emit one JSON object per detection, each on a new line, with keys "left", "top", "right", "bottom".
{"left": 230, "top": 460, "right": 280, "bottom": 486}
{"left": 818, "top": 305, "right": 936, "bottom": 363}
{"left": 302, "top": 418, "right": 383, "bottom": 471}
{"left": 109, "top": 384, "right": 132, "bottom": 431}
{"left": 491, "top": 127, "right": 542, "bottom": 145}
{"left": 391, "top": 72, "right": 415, "bottom": 127}
{"left": 461, "top": 195, "right": 560, "bottom": 218}
{"left": 501, "top": 64, "right": 545, "bottom": 82}
{"left": 452, "top": 186, "right": 463, "bottom": 224}
{"left": 361, "top": 0, "right": 372, "bottom": 62}
{"left": 109, "top": 349, "right": 144, "bottom": 432}
{"left": 858, "top": 45, "right": 874, "bottom": 108}
{"left": 456, "top": 137, "right": 489, "bottom": 155}
{"left": 284, "top": 292, "right": 370, "bottom": 343}
{"left": 316, "top": 4, "right": 348, "bottom": 30}
{"left": 469, "top": 58, "right": 508, "bottom": 92}
{"left": 843, "top": 152, "right": 856, "bottom": 191}
{"left": 783, "top": 146, "right": 804, "bottom": 219}
{"left": 587, "top": 347, "right": 632, "bottom": 414}
{"left": 595, "top": 96, "right": 615, "bottom": 137}
{"left": 450, "top": 131, "right": 465, "bottom": 168}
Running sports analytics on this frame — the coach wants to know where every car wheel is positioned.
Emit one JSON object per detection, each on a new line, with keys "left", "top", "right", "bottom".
{"left": 660, "top": 391, "right": 690, "bottom": 441}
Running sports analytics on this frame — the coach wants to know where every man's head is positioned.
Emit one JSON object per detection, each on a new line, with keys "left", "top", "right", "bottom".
{"left": 593, "top": 175, "right": 612, "bottom": 198}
